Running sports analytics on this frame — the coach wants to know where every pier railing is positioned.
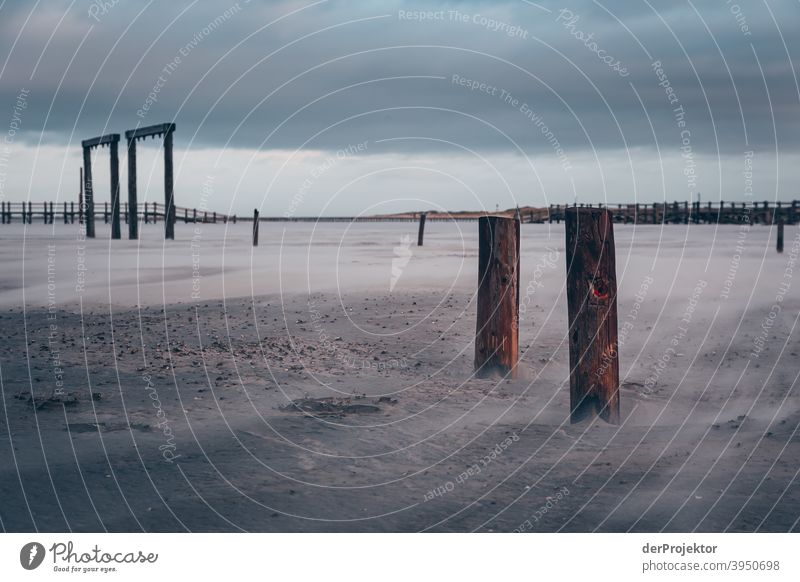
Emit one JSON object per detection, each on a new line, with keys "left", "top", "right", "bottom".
{"left": 1, "top": 200, "right": 798, "bottom": 226}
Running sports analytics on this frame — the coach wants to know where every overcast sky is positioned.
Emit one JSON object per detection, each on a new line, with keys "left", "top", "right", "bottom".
{"left": 1, "top": 0, "right": 798, "bottom": 215}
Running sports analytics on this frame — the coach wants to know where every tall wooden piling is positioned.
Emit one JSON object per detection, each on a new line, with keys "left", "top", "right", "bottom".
{"left": 79, "top": 167, "right": 84, "bottom": 225}
{"left": 110, "top": 138, "right": 121, "bottom": 239}
{"left": 417, "top": 212, "right": 427, "bottom": 247}
{"left": 163, "top": 127, "right": 175, "bottom": 240}
{"left": 252, "top": 209, "right": 260, "bottom": 246}
{"left": 127, "top": 137, "right": 138, "bottom": 239}
{"left": 777, "top": 220, "right": 784, "bottom": 253}
{"left": 474, "top": 215, "right": 520, "bottom": 379}
{"left": 82, "top": 147, "right": 95, "bottom": 237}
{"left": 565, "top": 207, "right": 619, "bottom": 424}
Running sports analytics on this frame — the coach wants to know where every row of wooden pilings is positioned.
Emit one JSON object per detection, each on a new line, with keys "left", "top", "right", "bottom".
{"left": 0, "top": 201, "right": 236, "bottom": 225}
{"left": 547, "top": 200, "right": 800, "bottom": 225}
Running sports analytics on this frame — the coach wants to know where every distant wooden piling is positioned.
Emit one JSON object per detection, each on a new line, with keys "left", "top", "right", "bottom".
{"left": 474, "top": 215, "right": 520, "bottom": 379}
{"left": 417, "top": 212, "right": 427, "bottom": 246}
{"left": 252, "top": 209, "right": 260, "bottom": 246}
{"left": 777, "top": 220, "right": 784, "bottom": 253}
{"left": 565, "top": 207, "right": 619, "bottom": 424}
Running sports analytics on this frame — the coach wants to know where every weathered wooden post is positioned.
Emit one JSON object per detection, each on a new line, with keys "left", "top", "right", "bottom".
{"left": 565, "top": 207, "right": 620, "bottom": 424}
{"left": 417, "top": 211, "right": 427, "bottom": 246}
{"left": 777, "top": 220, "right": 784, "bottom": 253}
{"left": 126, "top": 136, "right": 138, "bottom": 239}
{"left": 109, "top": 137, "right": 121, "bottom": 239}
{"left": 252, "top": 209, "right": 260, "bottom": 246}
{"left": 164, "top": 126, "right": 175, "bottom": 240}
{"left": 652, "top": 202, "right": 657, "bottom": 224}
{"left": 78, "top": 167, "right": 84, "bottom": 225}
{"left": 474, "top": 215, "right": 520, "bottom": 379}
{"left": 82, "top": 145, "right": 94, "bottom": 237}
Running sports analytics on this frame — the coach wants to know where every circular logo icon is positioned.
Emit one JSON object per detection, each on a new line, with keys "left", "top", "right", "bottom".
{"left": 20, "top": 542, "right": 46, "bottom": 570}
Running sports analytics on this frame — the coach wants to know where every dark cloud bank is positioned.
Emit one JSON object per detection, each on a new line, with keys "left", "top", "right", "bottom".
{"left": 1, "top": 0, "right": 798, "bottom": 208}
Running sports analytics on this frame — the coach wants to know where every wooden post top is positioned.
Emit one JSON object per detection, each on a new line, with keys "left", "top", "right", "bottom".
{"left": 125, "top": 123, "right": 176, "bottom": 141}
{"left": 82, "top": 133, "right": 120, "bottom": 149}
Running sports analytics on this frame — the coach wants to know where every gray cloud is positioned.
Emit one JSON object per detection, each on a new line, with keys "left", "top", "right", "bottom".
{"left": 1, "top": 0, "right": 798, "bottom": 159}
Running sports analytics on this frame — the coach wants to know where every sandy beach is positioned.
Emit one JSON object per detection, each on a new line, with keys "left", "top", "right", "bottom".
{"left": 0, "top": 220, "right": 798, "bottom": 532}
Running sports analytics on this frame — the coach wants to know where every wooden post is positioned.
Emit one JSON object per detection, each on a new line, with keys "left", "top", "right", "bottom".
{"left": 79, "top": 167, "right": 84, "bottom": 225}
{"left": 683, "top": 201, "right": 689, "bottom": 224}
{"left": 104, "top": 201, "right": 109, "bottom": 224}
{"left": 110, "top": 138, "right": 121, "bottom": 239}
{"left": 417, "top": 212, "right": 427, "bottom": 246}
{"left": 233, "top": 214, "right": 236, "bottom": 224}
{"left": 164, "top": 127, "right": 175, "bottom": 240}
{"left": 127, "top": 137, "right": 138, "bottom": 239}
{"left": 565, "top": 207, "right": 620, "bottom": 424}
{"left": 252, "top": 209, "right": 260, "bottom": 246}
{"left": 184, "top": 208, "right": 188, "bottom": 223}
{"left": 193, "top": 208, "right": 197, "bottom": 223}
{"left": 474, "top": 216, "right": 520, "bottom": 379}
{"left": 777, "top": 220, "right": 784, "bottom": 253}
{"left": 153, "top": 201, "right": 158, "bottom": 224}
{"left": 82, "top": 147, "right": 95, "bottom": 237}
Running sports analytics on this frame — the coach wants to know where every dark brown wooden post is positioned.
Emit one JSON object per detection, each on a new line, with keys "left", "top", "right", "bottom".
{"left": 565, "top": 207, "right": 620, "bottom": 424}
{"left": 417, "top": 212, "right": 427, "bottom": 246}
{"left": 109, "top": 137, "right": 121, "bottom": 239}
{"left": 153, "top": 201, "right": 158, "bottom": 224}
{"left": 184, "top": 208, "right": 188, "bottom": 223}
{"left": 777, "top": 220, "right": 784, "bottom": 253}
{"left": 164, "top": 127, "right": 175, "bottom": 240}
{"left": 82, "top": 146, "right": 95, "bottom": 237}
{"left": 104, "top": 201, "right": 109, "bottom": 224}
{"left": 474, "top": 216, "right": 520, "bottom": 379}
{"left": 252, "top": 209, "right": 259, "bottom": 246}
